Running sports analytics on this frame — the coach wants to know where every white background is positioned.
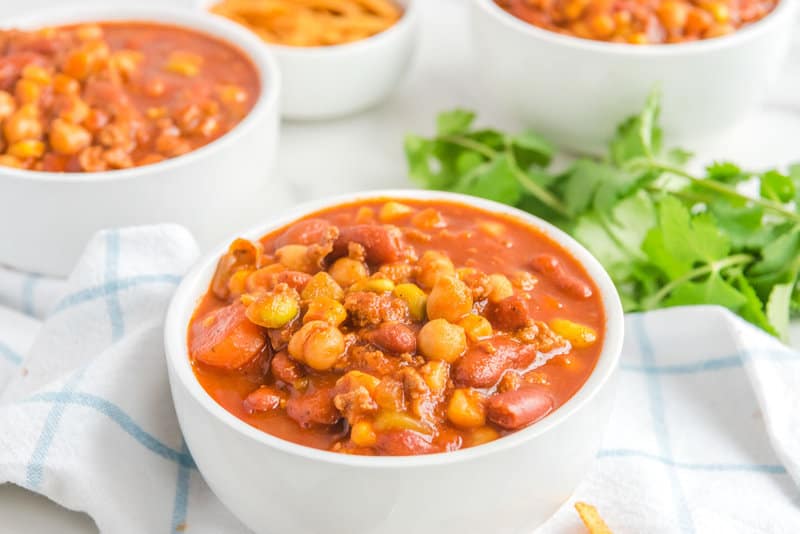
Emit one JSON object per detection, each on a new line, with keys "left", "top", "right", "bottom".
{"left": 1, "top": 0, "right": 800, "bottom": 531}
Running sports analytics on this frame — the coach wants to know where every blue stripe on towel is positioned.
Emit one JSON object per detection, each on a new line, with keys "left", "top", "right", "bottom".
{"left": 23, "top": 392, "right": 195, "bottom": 469}
{"left": 104, "top": 231, "right": 124, "bottom": 341}
{"left": 21, "top": 273, "right": 41, "bottom": 317}
{"left": 633, "top": 314, "right": 696, "bottom": 533}
{"left": 52, "top": 274, "right": 182, "bottom": 314}
{"left": 0, "top": 340, "right": 23, "bottom": 366}
{"left": 598, "top": 449, "right": 787, "bottom": 474}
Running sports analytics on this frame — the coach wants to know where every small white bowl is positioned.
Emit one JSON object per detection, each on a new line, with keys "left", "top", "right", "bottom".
{"left": 0, "top": 5, "right": 284, "bottom": 276}
{"left": 200, "top": 0, "right": 419, "bottom": 120}
{"left": 470, "top": 0, "right": 797, "bottom": 153}
{"left": 164, "top": 189, "right": 624, "bottom": 534}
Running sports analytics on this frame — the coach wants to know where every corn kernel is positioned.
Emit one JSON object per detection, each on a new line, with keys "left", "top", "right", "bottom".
{"left": 49, "top": 119, "right": 91, "bottom": 155}
{"left": 393, "top": 283, "right": 427, "bottom": 322}
{"left": 550, "top": 318, "right": 597, "bottom": 348}
{"left": 304, "top": 297, "right": 347, "bottom": 326}
{"left": 165, "top": 51, "right": 203, "bottom": 77}
{"left": 458, "top": 314, "right": 493, "bottom": 342}
{"left": 447, "top": 389, "right": 486, "bottom": 428}
{"left": 0, "top": 91, "right": 15, "bottom": 120}
{"left": 217, "top": 84, "right": 248, "bottom": 105}
{"left": 53, "top": 74, "right": 79, "bottom": 95}
{"left": 627, "top": 32, "right": 649, "bottom": 44}
{"left": 470, "top": 426, "right": 500, "bottom": 447}
{"left": 0, "top": 154, "right": 23, "bottom": 168}
{"left": 15, "top": 79, "right": 40, "bottom": 104}
{"left": 8, "top": 139, "right": 45, "bottom": 159}
{"left": 419, "top": 360, "right": 449, "bottom": 395}
{"left": 350, "top": 421, "right": 377, "bottom": 447}
{"left": 22, "top": 65, "right": 51, "bottom": 85}
{"left": 378, "top": 201, "right": 413, "bottom": 222}
{"left": 706, "top": 2, "right": 729, "bottom": 22}
{"left": 146, "top": 106, "right": 168, "bottom": 119}
{"left": 350, "top": 277, "right": 395, "bottom": 294}
{"left": 477, "top": 220, "right": 505, "bottom": 238}
{"left": 373, "top": 410, "right": 428, "bottom": 433}
{"left": 338, "top": 370, "right": 381, "bottom": 394}
{"left": 75, "top": 24, "right": 103, "bottom": 41}
{"left": 588, "top": 14, "right": 616, "bottom": 39}
{"left": 227, "top": 269, "right": 252, "bottom": 297}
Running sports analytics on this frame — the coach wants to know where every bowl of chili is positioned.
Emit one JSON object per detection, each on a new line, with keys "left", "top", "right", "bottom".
{"left": 201, "top": 0, "right": 420, "bottom": 120}
{"left": 164, "top": 190, "right": 624, "bottom": 534}
{"left": 470, "top": 0, "right": 796, "bottom": 153}
{"left": 0, "top": 5, "right": 283, "bottom": 276}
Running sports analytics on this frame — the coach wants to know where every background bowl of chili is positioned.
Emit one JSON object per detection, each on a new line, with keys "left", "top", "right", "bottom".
{"left": 470, "top": 0, "right": 796, "bottom": 154}
{"left": 164, "top": 190, "right": 624, "bottom": 534}
{"left": 0, "top": 5, "right": 283, "bottom": 276}
{"left": 200, "top": 0, "right": 420, "bottom": 120}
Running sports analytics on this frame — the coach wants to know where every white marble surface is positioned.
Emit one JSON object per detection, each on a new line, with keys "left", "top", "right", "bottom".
{"left": 1, "top": 0, "right": 800, "bottom": 531}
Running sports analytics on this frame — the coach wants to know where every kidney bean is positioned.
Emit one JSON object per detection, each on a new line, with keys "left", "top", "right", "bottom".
{"left": 244, "top": 385, "right": 286, "bottom": 412}
{"left": 333, "top": 225, "right": 407, "bottom": 264}
{"left": 366, "top": 322, "right": 417, "bottom": 354}
{"left": 487, "top": 294, "right": 532, "bottom": 331}
{"left": 273, "top": 219, "right": 338, "bottom": 249}
{"left": 486, "top": 387, "right": 554, "bottom": 430}
{"left": 453, "top": 336, "right": 537, "bottom": 388}
{"left": 376, "top": 430, "right": 437, "bottom": 456}
{"left": 270, "top": 350, "right": 304, "bottom": 383}
{"left": 286, "top": 388, "right": 340, "bottom": 427}
{"left": 531, "top": 254, "right": 592, "bottom": 299}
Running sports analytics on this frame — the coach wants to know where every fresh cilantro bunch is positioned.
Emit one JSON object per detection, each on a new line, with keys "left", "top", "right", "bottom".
{"left": 404, "top": 92, "right": 800, "bottom": 340}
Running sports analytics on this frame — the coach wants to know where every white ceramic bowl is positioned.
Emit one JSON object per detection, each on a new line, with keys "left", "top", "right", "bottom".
{"left": 0, "top": 5, "right": 284, "bottom": 276}
{"left": 164, "top": 189, "right": 624, "bottom": 534}
{"left": 200, "top": 0, "right": 419, "bottom": 120}
{"left": 470, "top": 0, "right": 797, "bottom": 153}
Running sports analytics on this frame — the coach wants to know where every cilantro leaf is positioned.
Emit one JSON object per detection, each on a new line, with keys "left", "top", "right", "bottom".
{"left": 664, "top": 273, "right": 747, "bottom": 312}
{"left": 453, "top": 154, "right": 521, "bottom": 205}
{"left": 610, "top": 89, "right": 662, "bottom": 165}
{"left": 760, "top": 170, "right": 795, "bottom": 203}
{"left": 436, "top": 109, "right": 476, "bottom": 136}
{"left": 511, "top": 131, "right": 554, "bottom": 168}
{"left": 766, "top": 282, "right": 795, "bottom": 341}
{"left": 706, "top": 162, "right": 746, "bottom": 184}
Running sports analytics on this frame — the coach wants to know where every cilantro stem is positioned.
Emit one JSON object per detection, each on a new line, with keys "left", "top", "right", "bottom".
{"left": 439, "top": 135, "right": 497, "bottom": 159}
{"left": 637, "top": 160, "right": 800, "bottom": 223}
{"left": 503, "top": 142, "right": 571, "bottom": 218}
{"left": 643, "top": 253, "right": 755, "bottom": 309}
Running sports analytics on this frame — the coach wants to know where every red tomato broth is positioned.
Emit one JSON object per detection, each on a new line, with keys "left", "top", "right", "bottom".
{"left": 0, "top": 21, "right": 259, "bottom": 172}
{"left": 188, "top": 199, "right": 606, "bottom": 455}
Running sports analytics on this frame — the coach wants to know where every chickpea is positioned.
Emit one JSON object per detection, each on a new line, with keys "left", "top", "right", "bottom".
{"left": 411, "top": 208, "right": 446, "bottom": 230}
{"left": 288, "top": 320, "right": 345, "bottom": 371}
{"left": 417, "top": 318, "right": 466, "bottom": 363}
{"left": 300, "top": 272, "right": 343, "bottom": 301}
{"left": 165, "top": 51, "right": 203, "bottom": 77}
{"left": 22, "top": 65, "right": 51, "bottom": 85}
{"left": 217, "top": 84, "right": 248, "bottom": 105}
{"left": 4, "top": 108, "right": 42, "bottom": 143}
{"left": 246, "top": 291, "right": 299, "bottom": 329}
{"left": 469, "top": 426, "right": 500, "bottom": 447}
{"left": 328, "top": 257, "right": 368, "bottom": 288}
{"left": 686, "top": 8, "right": 713, "bottom": 34}
{"left": 337, "top": 370, "right": 381, "bottom": 395}
{"left": 350, "top": 421, "right": 377, "bottom": 447}
{"left": 426, "top": 275, "right": 472, "bottom": 323}
{"left": 275, "top": 244, "right": 315, "bottom": 273}
{"left": 75, "top": 24, "right": 103, "bottom": 41}
{"left": 417, "top": 250, "right": 455, "bottom": 289}
{"left": 458, "top": 314, "right": 493, "bottom": 342}
{"left": 393, "top": 283, "right": 427, "bottom": 322}
{"left": 705, "top": 22, "right": 735, "bottom": 38}
{"left": 110, "top": 50, "right": 144, "bottom": 80}
{"left": 226, "top": 269, "right": 252, "bottom": 296}
{"left": 447, "top": 389, "right": 486, "bottom": 428}
{"left": 59, "top": 97, "right": 90, "bottom": 124}
{"left": 373, "top": 410, "right": 428, "bottom": 433}
{"left": 477, "top": 220, "right": 505, "bottom": 238}
{"left": 49, "top": 119, "right": 91, "bottom": 155}
{"left": 304, "top": 297, "right": 347, "bottom": 326}
{"left": 0, "top": 154, "right": 23, "bottom": 168}
{"left": 588, "top": 14, "right": 616, "bottom": 39}
{"left": 0, "top": 91, "right": 15, "bottom": 120}
{"left": 487, "top": 274, "right": 514, "bottom": 303}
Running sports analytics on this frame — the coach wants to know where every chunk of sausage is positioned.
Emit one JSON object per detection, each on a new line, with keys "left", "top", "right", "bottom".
{"left": 334, "top": 225, "right": 407, "bottom": 265}
{"left": 273, "top": 219, "right": 338, "bottom": 249}
{"left": 453, "top": 336, "right": 537, "bottom": 388}
{"left": 531, "top": 254, "right": 593, "bottom": 299}
{"left": 189, "top": 304, "right": 265, "bottom": 370}
{"left": 487, "top": 294, "right": 532, "bottom": 331}
{"left": 286, "top": 388, "right": 340, "bottom": 427}
{"left": 486, "top": 387, "right": 554, "bottom": 430}
{"left": 376, "top": 430, "right": 437, "bottom": 456}
{"left": 366, "top": 322, "right": 417, "bottom": 354}
{"left": 244, "top": 386, "right": 286, "bottom": 412}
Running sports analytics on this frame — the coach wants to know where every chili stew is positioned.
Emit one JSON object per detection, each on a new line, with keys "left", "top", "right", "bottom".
{"left": 494, "top": 0, "right": 777, "bottom": 43}
{"left": 0, "top": 21, "right": 259, "bottom": 172}
{"left": 188, "top": 199, "right": 606, "bottom": 456}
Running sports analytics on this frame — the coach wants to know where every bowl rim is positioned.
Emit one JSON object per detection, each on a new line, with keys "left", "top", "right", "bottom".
{"left": 164, "top": 189, "right": 625, "bottom": 468}
{"left": 0, "top": 4, "right": 281, "bottom": 183}
{"left": 473, "top": 0, "right": 795, "bottom": 55}
{"left": 200, "top": 0, "right": 419, "bottom": 57}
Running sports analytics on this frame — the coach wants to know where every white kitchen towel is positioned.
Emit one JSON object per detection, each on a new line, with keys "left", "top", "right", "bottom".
{"left": 0, "top": 227, "right": 798, "bottom": 533}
